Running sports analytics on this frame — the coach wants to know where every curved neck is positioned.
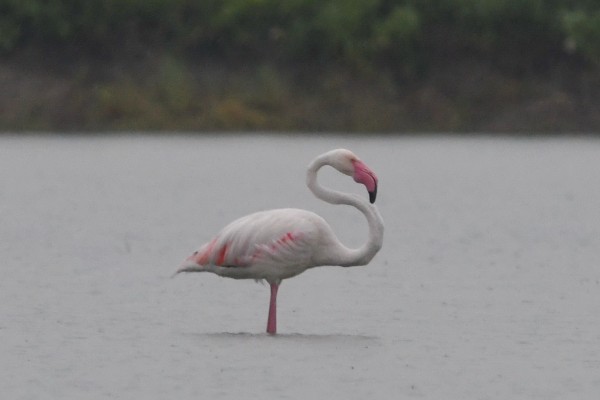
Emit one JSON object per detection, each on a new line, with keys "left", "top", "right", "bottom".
{"left": 306, "top": 153, "right": 384, "bottom": 267}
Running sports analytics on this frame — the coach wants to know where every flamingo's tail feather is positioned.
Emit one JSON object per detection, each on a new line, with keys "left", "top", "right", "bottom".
{"left": 172, "top": 264, "right": 206, "bottom": 278}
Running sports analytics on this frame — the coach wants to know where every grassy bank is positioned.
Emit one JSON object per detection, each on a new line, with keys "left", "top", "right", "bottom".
{"left": 1, "top": 48, "right": 598, "bottom": 132}
{"left": 1, "top": 0, "right": 599, "bottom": 132}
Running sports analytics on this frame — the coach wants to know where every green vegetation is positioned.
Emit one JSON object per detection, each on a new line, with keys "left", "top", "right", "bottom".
{"left": 1, "top": 0, "right": 599, "bottom": 131}
{"left": 3, "top": 0, "right": 600, "bottom": 68}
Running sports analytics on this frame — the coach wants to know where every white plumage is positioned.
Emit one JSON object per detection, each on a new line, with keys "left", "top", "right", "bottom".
{"left": 189, "top": 209, "right": 331, "bottom": 280}
{"left": 175, "top": 149, "right": 384, "bottom": 334}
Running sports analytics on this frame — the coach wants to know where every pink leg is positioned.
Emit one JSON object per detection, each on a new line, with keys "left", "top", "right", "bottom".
{"left": 267, "top": 282, "right": 279, "bottom": 334}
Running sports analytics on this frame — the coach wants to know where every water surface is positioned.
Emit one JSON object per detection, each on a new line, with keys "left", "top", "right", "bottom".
{"left": 1, "top": 134, "right": 599, "bottom": 399}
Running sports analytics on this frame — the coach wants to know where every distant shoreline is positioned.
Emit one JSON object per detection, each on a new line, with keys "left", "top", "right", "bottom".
{"left": 1, "top": 49, "right": 598, "bottom": 133}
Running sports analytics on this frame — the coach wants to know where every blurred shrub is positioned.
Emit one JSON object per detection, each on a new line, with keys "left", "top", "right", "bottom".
{"left": 562, "top": 9, "right": 600, "bottom": 65}
{"left": 372, "top": 4, "right": 421, "bottom": 75}
{"left": 1, "top": 0, "right": 599, "bottom": 71}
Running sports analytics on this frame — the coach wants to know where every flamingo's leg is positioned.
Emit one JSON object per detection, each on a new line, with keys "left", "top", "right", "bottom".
{"left": 267, "top": 282, "right": 279, "bottom": 334}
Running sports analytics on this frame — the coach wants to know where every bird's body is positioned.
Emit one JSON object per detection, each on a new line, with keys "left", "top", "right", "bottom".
{"left": 183, "top": 208, "right": 336, "bottom": 281}
{"left": 175, "top": 149, "right": 384, "bottom": 334}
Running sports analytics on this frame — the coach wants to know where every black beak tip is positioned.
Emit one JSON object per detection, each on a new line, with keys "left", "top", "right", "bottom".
{"left": 369, "top": 187, "right": 377, "bottom": 204}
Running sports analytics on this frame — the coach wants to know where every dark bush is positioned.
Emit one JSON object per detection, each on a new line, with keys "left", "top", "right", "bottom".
{"left": 1, "top": 0, "right": 599, "bottom": 69}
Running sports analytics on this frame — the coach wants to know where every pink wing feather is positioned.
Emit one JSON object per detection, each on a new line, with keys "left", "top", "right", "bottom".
{"left": 186, "top": 208, "right": 326, "bottom": 279}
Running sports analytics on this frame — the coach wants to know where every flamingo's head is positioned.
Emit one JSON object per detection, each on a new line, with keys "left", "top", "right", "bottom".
{"left": 330, "top": 149, "right": 379, "bottom": 204}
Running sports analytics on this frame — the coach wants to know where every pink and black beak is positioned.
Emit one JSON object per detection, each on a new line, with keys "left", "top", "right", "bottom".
{"left": 352, "top": 159, "right": 379, "bottom": 204}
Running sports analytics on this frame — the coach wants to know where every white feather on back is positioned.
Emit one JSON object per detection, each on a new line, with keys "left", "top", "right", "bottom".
{"left": 191, "top": 208, "right": 332, "bottom": 281}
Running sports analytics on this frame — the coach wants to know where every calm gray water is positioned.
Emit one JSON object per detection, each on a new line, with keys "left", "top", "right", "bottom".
{"left": 1, "top": 134, "right": 599, "bottom": 399}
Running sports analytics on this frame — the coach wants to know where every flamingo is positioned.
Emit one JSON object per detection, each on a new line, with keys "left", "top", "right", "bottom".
{"left": 175, "top": 149, "right": 384, "bottom": 334}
